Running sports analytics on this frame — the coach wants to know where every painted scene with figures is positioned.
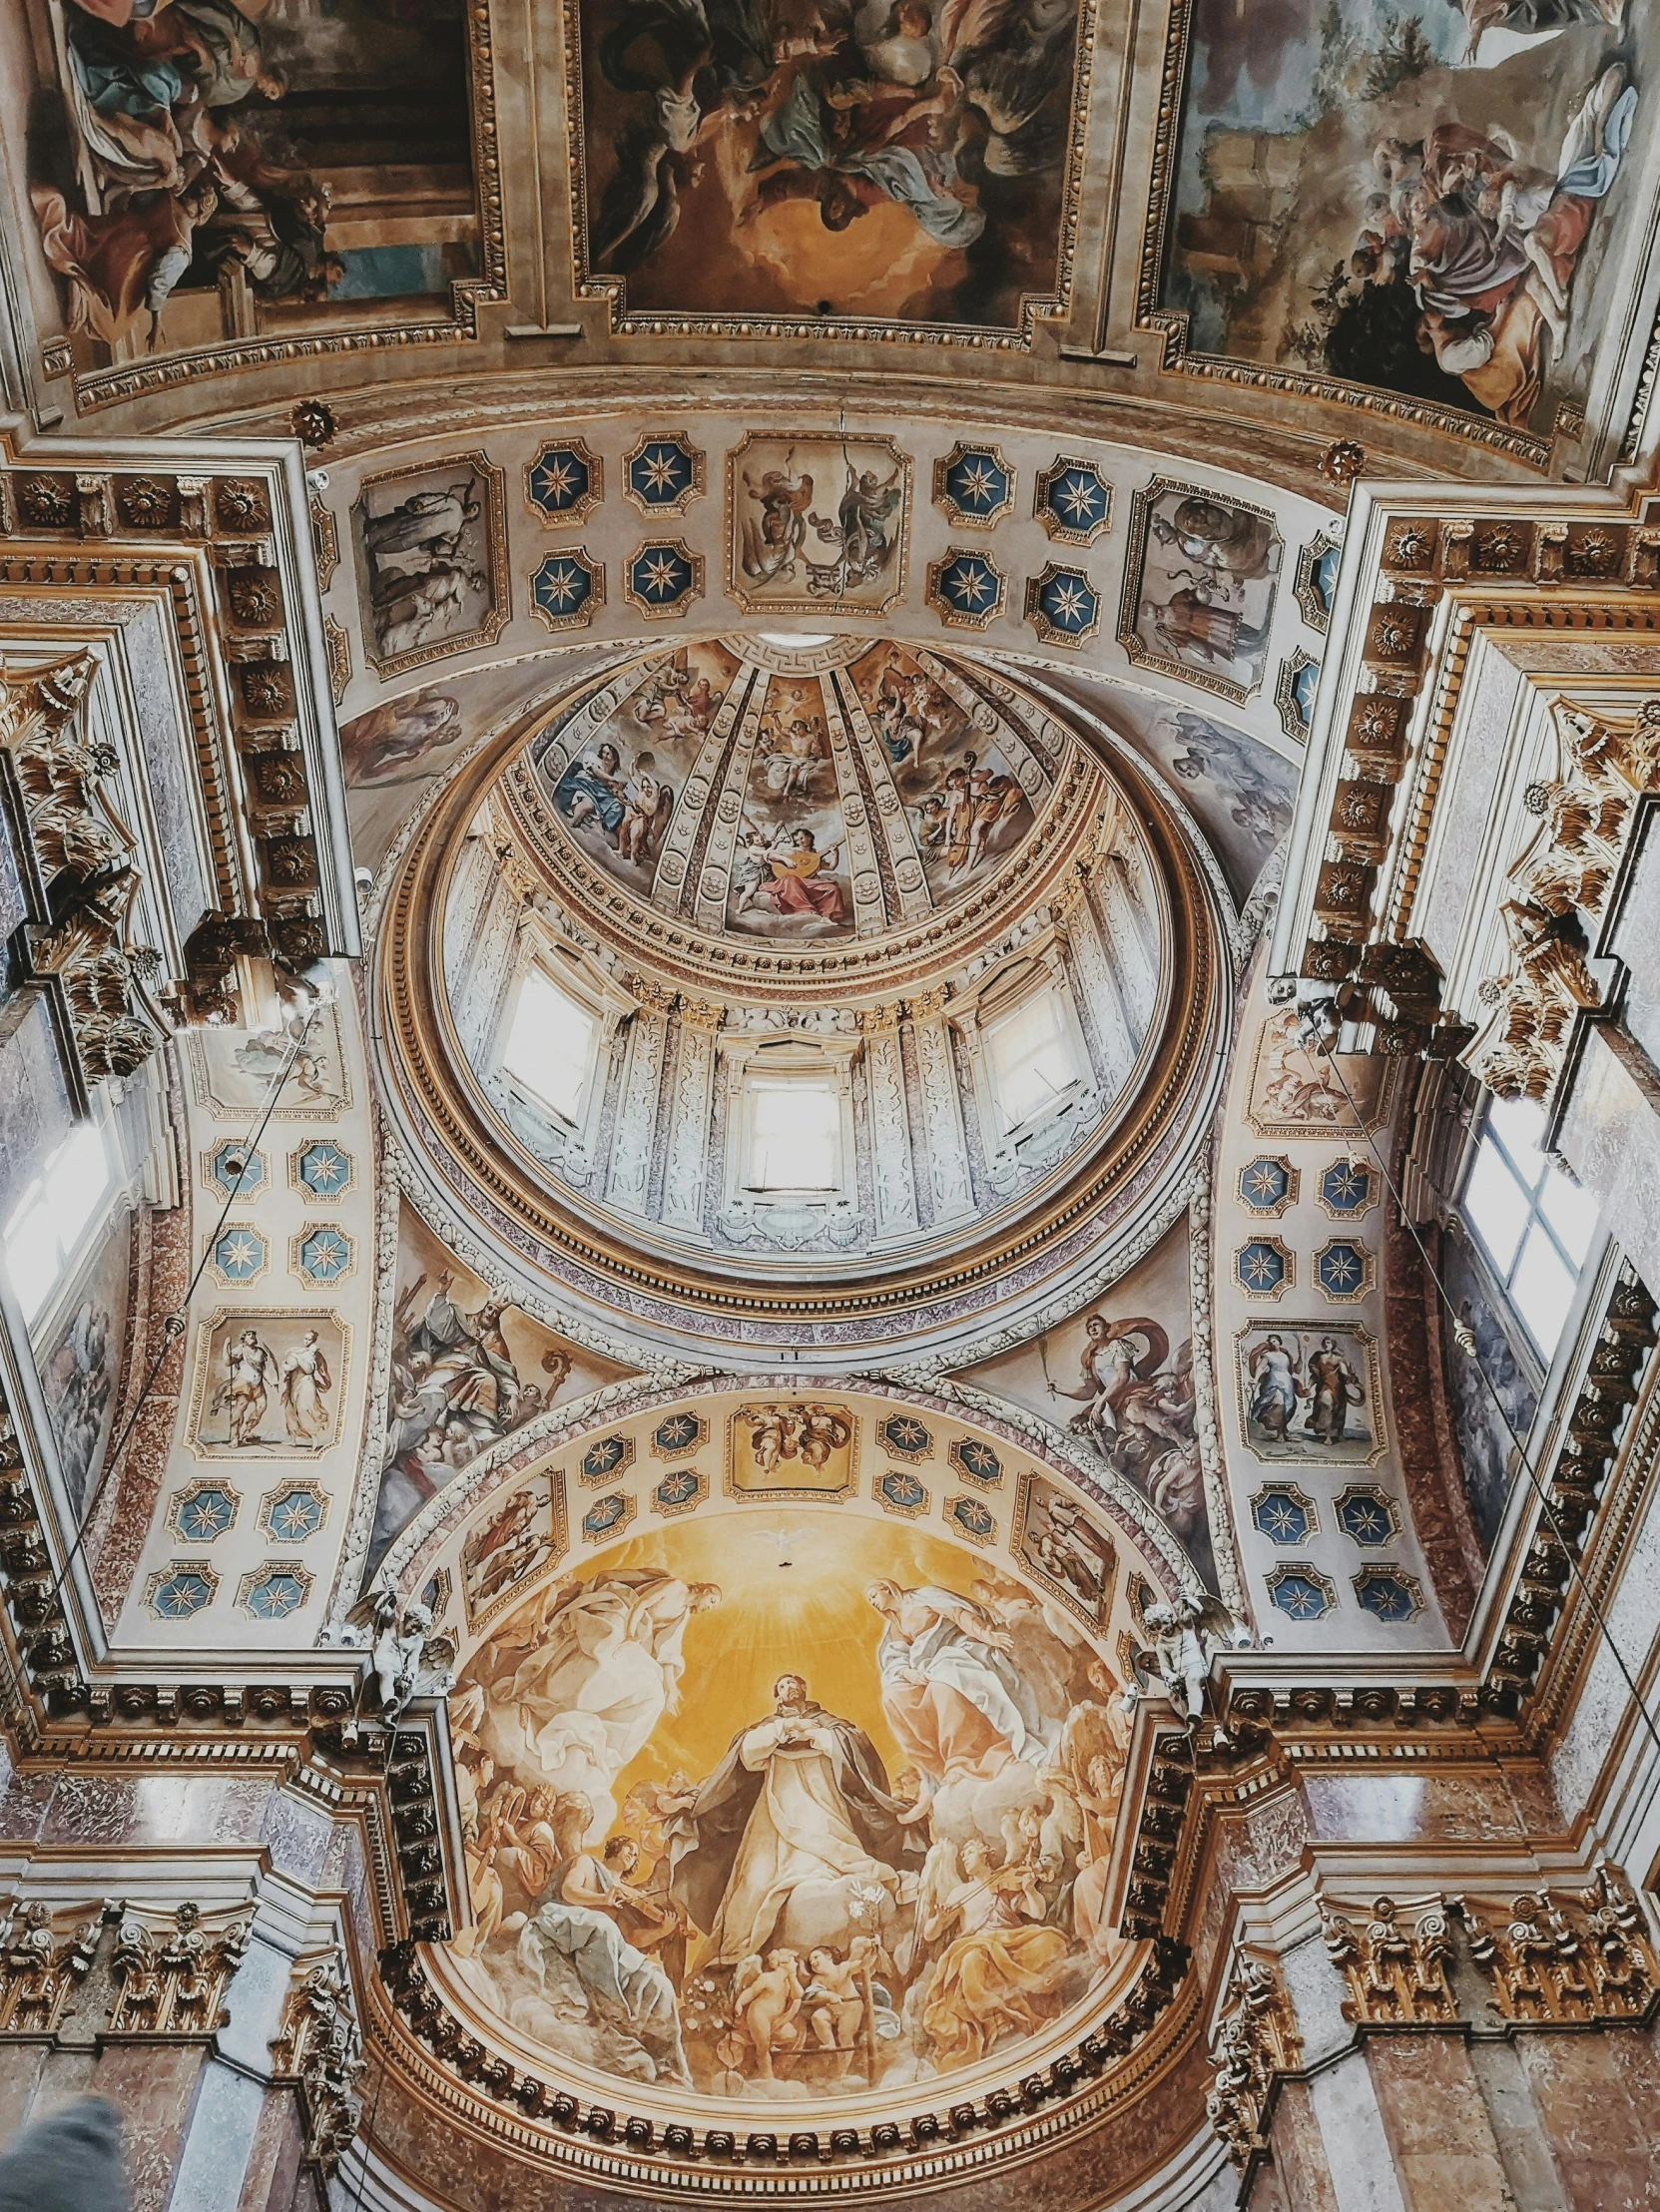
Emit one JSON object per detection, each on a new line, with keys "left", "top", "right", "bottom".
{"left": 447, "top": 1512, "right": 1135, "bottom": 2103}
{"left": 572, "top": 0, "right": 1087, "bottom": 328}
{"left": 1159, "top": 0, "right": 1649, "bottom": 436}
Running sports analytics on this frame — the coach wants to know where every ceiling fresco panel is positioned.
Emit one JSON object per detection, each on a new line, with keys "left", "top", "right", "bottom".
{"left": 569, "top": 0, "right": 1092, "bottom": 334}
{"left": 1146, "top": 0, "right": 1654, "bottom": 453}
{"left": 27, "top": 0, "right": 490, "bottom": 390}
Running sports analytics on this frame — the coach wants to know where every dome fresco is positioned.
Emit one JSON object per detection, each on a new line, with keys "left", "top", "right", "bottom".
{"left": 498, "top": 633, "right": 1092, "bottom": 992}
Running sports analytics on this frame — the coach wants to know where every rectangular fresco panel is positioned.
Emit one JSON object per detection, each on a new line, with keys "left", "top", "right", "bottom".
{"left": 728, "top": 1402, "right": 855, "bottom": 1496}
{"left": 189, "top": 1309, "right": 348, "bottom": 1457}
{"left": 729, "top": 436, "right": 909, "bottom": 615}
{"left": 30, "top": 0, "right": 480, "bottom": 372}
{"left": 462, "top": 1470, "right": 566, "bottom": 1630}
{"left": 1439, "top": 1222, "right": 1538, "bottom": 1556}
{"left": 1236, "top": 1322, "right": 1383, "bottom": 1465}
{"left": 39, "top": 1202, "right": 134, "bottom": 1522}
{"left": 1156, "top": 1, "right": 1649, "bottom": 441}
{"left": 1014, "top": 1468, "right": 1115, "bottom": 1627}
{"left": 572, "top": 0, "right": 1087, "bottom": 330}
{"left": 187, "top": 1001, "right": 351, "bottom": 1120}
{"left": 352, "top": 454, "right": 507, "bottom": 679}
{"left": 1119, "top": 480, "right": 1282, "bottom": 703}
{"left": 1246, "top": 1008, "right": 1388, "bottom": 1138}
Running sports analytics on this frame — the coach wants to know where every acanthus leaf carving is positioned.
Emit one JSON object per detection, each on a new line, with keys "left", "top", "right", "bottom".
{"left": 107, "top": 1902, "right": 253, "bottom": 2037}
{"left": 273, "top": 1947, "right": 367, "bottom": 2175}
{"left": 1204, "top": 1951, "right": 1302, "bottom": 2170}
{"left": 0, "top": 1900, "right": 102, "bottom": 2035}
{"left": 1321, "top": 1895, "right": 1456, "bottom": 2025}
{"left": 1452, "top": 1871, "right": 1658, "bottom": 2023}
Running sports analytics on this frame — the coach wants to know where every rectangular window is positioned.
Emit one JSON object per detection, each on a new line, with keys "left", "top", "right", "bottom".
{"left": 4, "top": 1121, "right": 112, "bottom": 1328}
{"left": 984, "top": 988, "right": 1077, "bottom": 1131}
{"left": 747, "top": 1078, "right": 840, "bottom": 1192}
{"left": 502, "top": 965, "right": 598, "bottom": 1127}
{"left": 1461, "top": 1096, "right": 1597, "bottom": 1360}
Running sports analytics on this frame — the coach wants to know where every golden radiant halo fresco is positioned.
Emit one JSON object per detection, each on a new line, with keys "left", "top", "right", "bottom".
{"left": 373, "top": 638, "right": 1233, "bottom": 1357}
{"left": 413, "top": 1391, "right": 1178, "bottom": 2140}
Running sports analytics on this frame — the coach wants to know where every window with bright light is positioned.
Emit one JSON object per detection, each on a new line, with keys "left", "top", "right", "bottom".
{"left": 746, "top": 1078, "right": 841, "bottom": 1192}
{"left": 501, "top": 964, "right": 598, "bottom": 1127}
{"left": 1460, "top": 1096, "right": 1598, "bottom": 1360}
{"left": 984, "top": 988, "right": 1078, "bottom": 1131}
{"left": 4, "top": 1121, "right": 112, "bottom": 1328}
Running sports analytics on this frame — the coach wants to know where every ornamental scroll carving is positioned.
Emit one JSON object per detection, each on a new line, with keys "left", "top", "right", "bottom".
{"left": 0, "top": 1901, "right": 101, "bottom": 2034}
{"left": 272, "top": 1949, "right": 367, "bottom": 2176}
{"left": 1469, "top": 698, "right": 1660, "bottom": 1102}
{"left": 1321, "top": 1896, "right": 1456, "bottom": 2025}
{"left": 0, "top": 651, "right": 166, "bottom": 1100}
{"left": 108, "top": 1902, "right": 252, "bottom": 2035}
{"left": 1204, "top": 1951, "right": 1302, "bottom": 2170}
{"left": 1452, "top": 1870, "right": 1658, "bottom": 2023}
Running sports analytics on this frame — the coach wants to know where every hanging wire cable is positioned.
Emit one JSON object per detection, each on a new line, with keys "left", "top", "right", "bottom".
{"left": 33, "top": 997, "right": 322, "bottom": 1624}
{"left": 1300, "top": 1013, "right": 1660, "bottom": 1765}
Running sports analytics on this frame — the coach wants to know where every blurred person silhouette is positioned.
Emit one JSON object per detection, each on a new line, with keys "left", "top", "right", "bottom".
{"left": 0, "top": 2097, "right": 128, "bottom": 2212}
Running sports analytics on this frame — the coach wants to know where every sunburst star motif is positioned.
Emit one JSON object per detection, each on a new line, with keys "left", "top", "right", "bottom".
{"left": 640, "top": 448, "right": 686, "bottom": 494}
{"left": 220, "top": 1232, "right": 260, "bottom": 1276}
{"left": 541, "top": 562, "right": 584, "bottom": 609}
{"left": 948, "top": 562, "right": 992, "bottom": 607}
{"left": 1045, "top": 577, "right": 1091, "bottom": 626}
{"left": 1055, "top": 472, "right": 1102, "bottom": 522}
{"left": 538, "top": 455, "right": 580, "bottom": 503}
{"left": 958, "top": 460, "right": 999, "bottom": 506}
{"left": 640, "top": 552, "right": 685, "bottom": 597}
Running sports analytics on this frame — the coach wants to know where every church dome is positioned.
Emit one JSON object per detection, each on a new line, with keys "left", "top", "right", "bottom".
{"left": 375, "top": 633, "right": 1234, "bottom": 1365}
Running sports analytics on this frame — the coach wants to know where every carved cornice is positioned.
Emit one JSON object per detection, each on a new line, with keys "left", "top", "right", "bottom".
{"left": 0, "top": 438, "right": 359, "bottom": 1014}
{"left": 375, "top": 1932, "right": 1190, "bottom": 2185}
{"left": 1266, "top": 473, "right": 1660, "bottom": 1088}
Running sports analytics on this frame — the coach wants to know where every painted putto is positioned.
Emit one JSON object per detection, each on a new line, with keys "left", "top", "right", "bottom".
{"left": 573, "top": 0, "right": 1086, "bottom": 329}
{"left": 448, "top": 1516, "right": 1133, "bottom": 2106}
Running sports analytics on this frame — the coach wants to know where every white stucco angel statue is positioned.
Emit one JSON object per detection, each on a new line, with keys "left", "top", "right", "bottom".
{"left": 1127, "top": 1590, "right": 1242, "bottom": 1728}
{"left": 332, "top": 1587, "right": 457, "bottom": 1722}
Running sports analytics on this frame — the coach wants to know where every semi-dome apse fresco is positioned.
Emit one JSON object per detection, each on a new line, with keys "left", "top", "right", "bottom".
{"left": 444, "top": 1501, "right": 1139, "bottom": 2116}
